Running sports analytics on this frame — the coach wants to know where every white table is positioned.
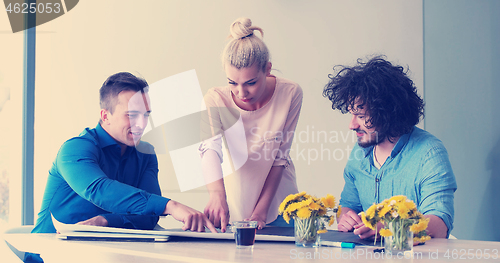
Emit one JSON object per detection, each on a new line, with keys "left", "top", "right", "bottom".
{"left": 4, "top": 233, "right": 500, "bottom": 262}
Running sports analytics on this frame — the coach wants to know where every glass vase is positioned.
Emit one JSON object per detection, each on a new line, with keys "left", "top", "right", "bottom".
{"left": 294, "top": 217, "right": 319, "bottom": 247}
{"left": 384, "top": 220, "right": 413, "bottom": 257}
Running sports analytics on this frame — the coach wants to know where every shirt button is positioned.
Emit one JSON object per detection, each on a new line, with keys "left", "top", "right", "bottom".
{"left": 375, "top": 179, "right": 380, "bottom": 182}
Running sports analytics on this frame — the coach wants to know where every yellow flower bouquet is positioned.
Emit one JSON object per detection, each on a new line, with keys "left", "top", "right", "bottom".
{"left": 279, "top": 192, "right": 340, "bottom": 247}
{"left": 360, "top": 195, "right": 431, "bottom": 253}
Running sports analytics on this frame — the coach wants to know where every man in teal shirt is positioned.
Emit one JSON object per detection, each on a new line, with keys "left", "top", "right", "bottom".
{"left": 323, "top": 56, "right": 457, "bottom": 239}
{"left": 27, "top": 72, "right": 216, "bottom": 262}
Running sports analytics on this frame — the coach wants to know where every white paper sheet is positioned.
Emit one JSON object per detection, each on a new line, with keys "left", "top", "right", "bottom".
{"left": 51, "top": 214, "right": 294, "bottom": 242}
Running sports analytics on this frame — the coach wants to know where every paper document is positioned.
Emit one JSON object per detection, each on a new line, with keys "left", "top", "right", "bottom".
{"left": 51, "top": 214, "right": 294, "bottom": 242}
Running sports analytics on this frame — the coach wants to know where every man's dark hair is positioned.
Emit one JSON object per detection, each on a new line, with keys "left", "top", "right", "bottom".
{"left": 99, "top": 72, "right": 149, "bottom": 114}
{"left": 322, "top": 56, "right": 424, "bottom": 141}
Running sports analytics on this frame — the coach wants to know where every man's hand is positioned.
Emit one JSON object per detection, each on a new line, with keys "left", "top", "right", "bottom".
{"left": 353, "top": 222, "right": 383, "bottom": 240}
{"left": 165, "top": 200, "right": 218, "bottom": 233}
{"left": 337, "top": 208, "right": 363, "bottom": 232}
{"left": 76, "top": 215, "right": 109, "bottom": 227}
{"left": 244, "top": 213, "right": 266, "bottom": 230}
{"left": 204, "top": 194, "right": 230, "bottom": 232}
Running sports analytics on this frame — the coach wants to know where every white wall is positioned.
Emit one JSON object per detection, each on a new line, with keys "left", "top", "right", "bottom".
{"left": 20, "top": 0, "right": 423, "bottom": 228}
{"left": 424, "top": 0, "right": 500, "bottom": 241}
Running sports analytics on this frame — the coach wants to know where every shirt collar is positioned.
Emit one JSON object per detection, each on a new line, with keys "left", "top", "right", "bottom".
{"left": 390, "top": 127, "right": 414, "bottom": 157}
{"left": 359, "top": 126, "right": 415, "bottom": 158}
{"left": 96, "top": 123, "right": 139, "bottom": 157}
{"left": 95, "top": 123, "right": 119, "bottom": 149}
{"left": 361, "top": 145, "right": 374, "bottom": 158}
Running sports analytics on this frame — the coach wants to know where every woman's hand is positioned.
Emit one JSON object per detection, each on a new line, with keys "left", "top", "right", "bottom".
{"left": 204, "top": 194, "right": 230, "bottom": 232}
{"left": 245, "top": 213, "right": 266, "bottom": 230}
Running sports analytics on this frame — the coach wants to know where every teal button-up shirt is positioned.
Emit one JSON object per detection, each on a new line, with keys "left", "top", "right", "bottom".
{"left": 339, "top": 127, "right": 457, "bottom": 236}
{"left": 32, "top": 123, "right": 170, "bottom": 233}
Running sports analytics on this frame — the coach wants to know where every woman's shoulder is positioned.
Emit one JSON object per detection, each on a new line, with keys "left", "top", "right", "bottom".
{"left": 206, "top": 85, "right": 231, "bottom": 97}
{"left": 204, "top": 86, "right": 232, "bottom": 106}
{"left": 275, "top": 76, "right": 303, "bottom": 99}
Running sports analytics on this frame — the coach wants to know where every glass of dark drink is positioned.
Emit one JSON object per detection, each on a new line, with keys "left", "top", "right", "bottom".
{"left": 232, "top": 221, "right": 258, "bottom": 248}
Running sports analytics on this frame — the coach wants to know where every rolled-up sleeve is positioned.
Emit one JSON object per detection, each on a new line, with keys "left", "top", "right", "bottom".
{"left": 273, "top": 86, "right": 303, "bottom": 167}
{"left": 199, "top": 133, "right": 223, "bottom": 163}
{"left": 418, "top": 145, "right": 457, "bottom": 237}
{"left": 199, "top": 90, "right": 225, "bottom": 163}
{"left": 339, "top": 153, "right": 364, "bottom": 213}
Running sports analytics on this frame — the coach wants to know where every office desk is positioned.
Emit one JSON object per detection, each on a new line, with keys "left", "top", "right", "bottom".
{"left": 4, "top": 233, "right": 500, "bottom": 263}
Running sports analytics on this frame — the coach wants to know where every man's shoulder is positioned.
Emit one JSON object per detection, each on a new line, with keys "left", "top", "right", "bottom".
{"left": 400, "top": 127, "right": 450, "bottom": 161}
{"left": 60, "top": 127, "right": 100, "bottom": 151}
{"left": 408, "top": 127, "right": 447, "bottom": 150}
{"left": 52, "top": 127, "right": 103, "bottom": 165}
{"left": 78, "top": 126, "right": 99, "bottom": 140}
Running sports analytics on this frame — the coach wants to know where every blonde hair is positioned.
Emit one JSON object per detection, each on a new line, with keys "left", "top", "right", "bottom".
{"left": 222, "top": 17, "right": 270, "bottom": 72}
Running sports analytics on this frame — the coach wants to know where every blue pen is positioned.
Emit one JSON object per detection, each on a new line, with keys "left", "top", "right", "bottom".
{"left": 320, "top": 241, "right": 356, "bottom": 248}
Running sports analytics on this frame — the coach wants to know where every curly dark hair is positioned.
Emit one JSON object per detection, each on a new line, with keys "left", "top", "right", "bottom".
{"left": 322, "top": 56, "right": 424, "bottom": 141}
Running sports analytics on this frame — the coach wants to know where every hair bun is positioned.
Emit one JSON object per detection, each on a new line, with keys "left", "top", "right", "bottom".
{"left": 229, "top": 17, "right": 262, "bottom": 39}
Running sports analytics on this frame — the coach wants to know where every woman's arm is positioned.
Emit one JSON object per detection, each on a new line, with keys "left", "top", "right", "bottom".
{"left": 247, "top": 166, "right": 285, "bottom": 229}
{"left": 199, "top": 90, "right": 230, "bottom": 231}
{"left": 247, "top": 83, "right": 304, "bottom": 228}
{"left": 202, "top": 149, "right": 230, "bottom": 232}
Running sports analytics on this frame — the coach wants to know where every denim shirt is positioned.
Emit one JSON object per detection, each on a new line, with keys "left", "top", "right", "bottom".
{"left": 32, "top": 123, "right": 170, "bottom": 234}
{"left": 339, "top": 127, "right": 457, "bottom": 236}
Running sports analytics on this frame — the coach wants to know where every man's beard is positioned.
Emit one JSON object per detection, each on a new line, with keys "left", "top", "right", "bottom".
{"left": 356, "top": 129, "right": 385, "bottom": 148}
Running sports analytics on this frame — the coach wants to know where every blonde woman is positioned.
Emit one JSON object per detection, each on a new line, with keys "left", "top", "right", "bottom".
{"left": 199, "top": 18, "right": 302, "bottom": 232}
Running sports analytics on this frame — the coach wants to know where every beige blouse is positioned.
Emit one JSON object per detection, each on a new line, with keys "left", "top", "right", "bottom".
{"left": 199, "top": 76, "right": 302, "bottom": 223}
